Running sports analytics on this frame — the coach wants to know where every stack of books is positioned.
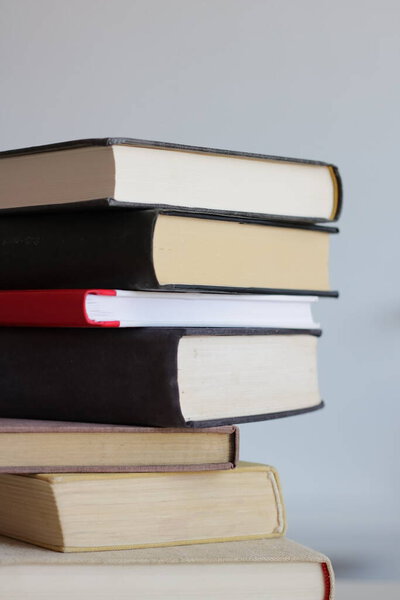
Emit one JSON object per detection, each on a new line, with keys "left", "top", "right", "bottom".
{"left": 0, "top": 138, "right": 341, "bottom": 599}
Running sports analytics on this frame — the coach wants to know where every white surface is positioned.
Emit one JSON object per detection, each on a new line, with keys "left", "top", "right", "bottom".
{"left": 0, "top": 0, "right": 399, "bottom": 579}
{"left": 86, "top": 291, "right": 319, "bottom": 328}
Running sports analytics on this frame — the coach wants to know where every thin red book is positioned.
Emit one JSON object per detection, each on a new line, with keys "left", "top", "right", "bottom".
{"left": 0, "top": 289, "right": 118, "bottom": 327}
{"left": 0, "top": 289, "right": 319, "bottom": 328}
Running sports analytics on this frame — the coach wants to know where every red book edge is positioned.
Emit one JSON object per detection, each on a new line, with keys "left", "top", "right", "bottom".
{"left": 0, "top": 289, "right": 120, "bottom": 327}
{"left": 321, "top": 562, "right": 332, "bottom": 600}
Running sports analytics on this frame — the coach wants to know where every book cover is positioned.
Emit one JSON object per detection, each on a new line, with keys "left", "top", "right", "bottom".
{"left": 0, "top": 463, "right": 285, "bottom": 552}
{"left": 0, "top": 289, "right": 319, "bottom": 328}
{"left": 0, "top": 137, "right": 342, "bottom": 223}
{"left": 0, "top": 209, "right": 338, "bottom": 296}
{"left": 0, "top": 536, "right": 333, "bottom": 600}
{"left": 0, "top": 327, "right": 323, "bottom": 427}
{"left": 0, "top": 418, "right": 239, "bottom": 473}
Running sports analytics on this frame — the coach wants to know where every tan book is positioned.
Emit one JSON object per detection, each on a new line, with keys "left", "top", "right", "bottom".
{"left": 0, "top": 137, "right": 342, "bottom": 223}
{"left": 0, "top": 418, "right": 238, "bottom": 473}
{"left": 0, "top": 462, "right": 285, "bottom": 552}
{"left": 0, "top": 535, "right": 334, "bottom": 600}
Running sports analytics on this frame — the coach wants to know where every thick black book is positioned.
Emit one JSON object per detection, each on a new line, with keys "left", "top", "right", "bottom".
{"left": 0, "top": 137, "right": 342, "bottom": 223}
{"left": 0, "top": 327, "right": 323, "bottom": 427}
{"left": 0, "top": 209, "right": 338, "bottom": 296}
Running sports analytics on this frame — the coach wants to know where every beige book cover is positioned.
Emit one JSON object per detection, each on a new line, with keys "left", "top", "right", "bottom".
{"left": 0, "top": 418, "right": 238, "bottom": 473}
{"left": 0, "top": 536, "right": 334, "bottom": 600}
{"left": 0, "top": 462, "right": 285, "bottom": 552}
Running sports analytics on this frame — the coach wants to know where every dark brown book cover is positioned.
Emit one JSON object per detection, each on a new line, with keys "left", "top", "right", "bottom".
{"left": 0, "top": 327, "right": 323, "bottom": 428}
{"left": 0, "top": 208, "right": 338, "bottom": 296}
{"left": 0, "top": 418, "right": 238, "bottom": 473}
{"left": 0, "top": 137, "right": 343, "bottom": 223}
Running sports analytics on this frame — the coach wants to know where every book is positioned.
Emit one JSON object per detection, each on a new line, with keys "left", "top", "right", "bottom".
{"left": 0, "top": 327, "right": 322, "bottom": 427}
{"left": 0, "top": 137, "right": 342, "bottom": 223}
{"left": 0, "top": 289, "right": 319, "bottom": 328}
{"left": 0, "top": 209, "right": 337, "bottom": 296}
{"left": 0, "top": 462, "right": 285, "bottom": 552}
{"left": 0, "top": 419, "right": 238, "bottom": 473}
{"left": 0, "top": 536, "right": 333, "bottom": 600}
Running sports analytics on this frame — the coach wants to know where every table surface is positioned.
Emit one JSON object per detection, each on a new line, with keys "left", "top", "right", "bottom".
{"left": 336, "top": 580, "right": 400, "bottom": 599}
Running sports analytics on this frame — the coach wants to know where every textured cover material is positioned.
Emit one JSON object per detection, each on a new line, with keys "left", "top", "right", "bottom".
{"left": 0, "top": 327, "right": 322, "bottom": 428}
{"left": 0, "top": 208, "right": 338, "bottom": 296}
{"left": 0, "top": 136, "right": 343, "bottom": 223}
{"left": 0, "top": 536, "right": 334, "bottom": 599}
{"left": 0, "top": 418, "right": 239, "bottom": 473}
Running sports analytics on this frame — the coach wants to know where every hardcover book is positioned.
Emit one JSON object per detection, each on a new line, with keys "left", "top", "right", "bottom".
{"left": 0, "top": 137, "right": 342, "bottom": 223}
{"left": 0, "top": 289, "right": 319, "bottom": 328}
{"left": 0, "top": 327, "right": 323, "bottom": 427}
{"left": 0, "top": 419, "right": 238, "bottom": 473}
{"left": 0, "top": 536, "right": 333, "bottom": 600}
{"left": 0, "top": 537, "right": 334, "bottom": 600}
{"left": 0, "top": 462, "right": 285, "bottom": 552}
{"left": 0, "top": 209, "right": 337, "bottom": 296}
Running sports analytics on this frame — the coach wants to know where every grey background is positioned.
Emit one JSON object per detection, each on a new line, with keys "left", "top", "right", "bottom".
{"left": 1, "top": 0, "right": 399, "bottom": 581}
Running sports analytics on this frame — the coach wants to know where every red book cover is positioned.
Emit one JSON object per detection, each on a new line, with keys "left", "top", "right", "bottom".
{"left": 0, "top": 289, "right": 119, "bottom": 327}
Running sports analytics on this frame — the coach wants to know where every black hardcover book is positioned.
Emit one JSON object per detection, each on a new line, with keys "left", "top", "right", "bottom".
{"left": 0, "top": 209, "right": 338, "bottom": 296}
{"left": 0, "top": 327, "right": 323, "bottom": 427}
{"left": 0, "top": 137, "right": 342, "bottom": 223}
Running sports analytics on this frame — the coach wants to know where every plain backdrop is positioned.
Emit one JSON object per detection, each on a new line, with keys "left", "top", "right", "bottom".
{"left": 1, "top": 0, "right": 399, "bottom": 581}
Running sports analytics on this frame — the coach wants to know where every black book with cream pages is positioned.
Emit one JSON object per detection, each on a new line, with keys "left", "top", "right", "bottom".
{"left": 0, "top": 209, "right": 338, "bottom": 296}
{"left": 0, "top": 327, "right": 323, "bottom": 427}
